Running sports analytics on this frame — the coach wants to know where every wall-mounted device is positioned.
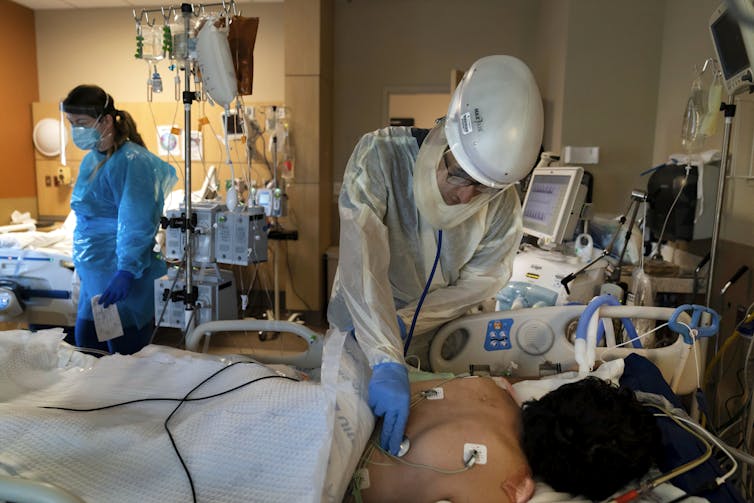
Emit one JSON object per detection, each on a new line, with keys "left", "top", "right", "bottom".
{"left": 221, "top": 108, "right": 245, "bottom": 141}
{"left": 253, "top": 187, "right": 287, "bottom": 218}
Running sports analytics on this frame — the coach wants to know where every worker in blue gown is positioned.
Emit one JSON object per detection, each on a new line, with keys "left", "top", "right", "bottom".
{"left": 62, "top": 85, "right": 177, "bottom": 355}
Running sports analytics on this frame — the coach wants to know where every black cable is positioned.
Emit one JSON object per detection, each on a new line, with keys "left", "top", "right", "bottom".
{"left": 43, "top": 361, "right": 298, "bottom": 502}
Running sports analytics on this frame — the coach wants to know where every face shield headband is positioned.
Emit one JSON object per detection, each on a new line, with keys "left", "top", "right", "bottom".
{"left": 61, "top": 93, "right": 111, "bottom": 118}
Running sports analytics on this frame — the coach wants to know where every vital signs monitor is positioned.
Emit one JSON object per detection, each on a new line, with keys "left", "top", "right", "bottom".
{"left": 520, "top": 166, "right": 586, "bottom": 245}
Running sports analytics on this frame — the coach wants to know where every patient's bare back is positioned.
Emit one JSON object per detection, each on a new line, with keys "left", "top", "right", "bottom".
{"left": 360, "top": 376, "right": 533, "bottom": 503}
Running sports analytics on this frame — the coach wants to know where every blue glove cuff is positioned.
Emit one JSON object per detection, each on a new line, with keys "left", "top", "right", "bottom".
{"left": 373, "top": 361, "right": 406, "bottom": 375}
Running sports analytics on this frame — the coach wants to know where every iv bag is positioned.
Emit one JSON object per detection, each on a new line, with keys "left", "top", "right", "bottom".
{"left": 277, "top": 108, "right": 295, "bottom": 181}
{"left": 700, "top": 73, "right": 723, "bottom": 137}
{"left": 680, "top": 74, "right": 706, "bottom": 153}
{"left": 196, "top": 16, "right": 237, "bottom": 108}
{"left": 141, "top": 24, "right": 165, "bottom": 61}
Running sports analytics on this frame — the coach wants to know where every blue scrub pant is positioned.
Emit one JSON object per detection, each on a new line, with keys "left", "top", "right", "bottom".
{"left": 74, "top": 318, "right": 153, "bottom": 355}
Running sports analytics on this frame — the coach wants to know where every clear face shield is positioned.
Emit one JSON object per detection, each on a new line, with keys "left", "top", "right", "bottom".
{"left": 413, "top": 119, "right": 509, "bottom": 230}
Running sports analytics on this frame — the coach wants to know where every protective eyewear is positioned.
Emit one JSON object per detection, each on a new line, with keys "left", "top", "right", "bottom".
{"left": 441, "top": 149, "right": 500, "bottom": 194}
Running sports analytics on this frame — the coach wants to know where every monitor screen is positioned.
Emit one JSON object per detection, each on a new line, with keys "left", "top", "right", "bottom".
{"left": 711, "top": 9, "right": 749, "bottom": 79}
{"left": 709, "top": 3, "right": 753, "bottom": 96}
{"left": 521, "top": 166, "right": 584, "bottom": 244}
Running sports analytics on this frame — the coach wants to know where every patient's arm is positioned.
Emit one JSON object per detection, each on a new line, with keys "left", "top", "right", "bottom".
{"left": 358, "top": 376, "right": 534, "bottom": 503}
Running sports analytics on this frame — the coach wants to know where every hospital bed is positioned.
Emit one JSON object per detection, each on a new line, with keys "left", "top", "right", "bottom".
{"left": 0, "top": 321, "right": 372, "bottom": 503}
{"left": 0, "top": 213, "right": 76, "bottom": 329}
{"left": 0, "top": 305, "right": 745, "bottom": 502}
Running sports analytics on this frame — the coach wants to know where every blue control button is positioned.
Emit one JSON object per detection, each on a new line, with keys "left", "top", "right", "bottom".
{"left": 484, "top": 319, "right": 513, "bottom": 351}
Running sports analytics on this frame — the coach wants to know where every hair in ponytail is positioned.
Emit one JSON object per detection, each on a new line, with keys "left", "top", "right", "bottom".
{"left": 112, "top": 109, "right": 145, "bottom": 148}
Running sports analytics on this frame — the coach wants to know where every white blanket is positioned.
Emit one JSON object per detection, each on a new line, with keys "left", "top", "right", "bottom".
{"left": 0, "top": 328, "right": 372, "bottom": 503}
{"left": 0, "top": 212, "right": 75, "bottom": 255}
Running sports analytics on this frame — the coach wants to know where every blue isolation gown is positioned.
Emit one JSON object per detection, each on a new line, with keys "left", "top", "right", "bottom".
{"left": 70, "top": 142, "right": 177, "bottom": 330}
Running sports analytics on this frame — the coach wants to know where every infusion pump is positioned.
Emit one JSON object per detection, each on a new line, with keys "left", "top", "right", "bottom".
{"left": 156, "top": 201, "right": 268, "bottom": 329}
{"left": 162, "top": 201, "right": 268, "bottom": 266}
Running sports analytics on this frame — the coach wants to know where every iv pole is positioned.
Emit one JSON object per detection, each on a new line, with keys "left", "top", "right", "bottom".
{"left": 180, "top": 2, "right": 197, "bottom": 333}
{"left": 137, "top": 1, "right": 238, "bottom": 336}
{"left": 705, "top": 96, "right": 736, "bottom": 308}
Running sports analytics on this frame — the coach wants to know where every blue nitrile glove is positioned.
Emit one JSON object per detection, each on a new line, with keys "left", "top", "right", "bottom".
{"left": 397, "top": 315, "right": 407, "bottom": 341}
{"left": 99, "top": 270, "right": 135, "bottom": 308}
{"left": 368, "top": 362, "right": 410, "bottom": 456}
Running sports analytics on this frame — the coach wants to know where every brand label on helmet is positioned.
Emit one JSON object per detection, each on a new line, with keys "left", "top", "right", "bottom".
{"left": 473, "top": 107, "right": 484, "bottom": 132}
{"left": 460, "top": 112, "right": 473, "bottom": 135}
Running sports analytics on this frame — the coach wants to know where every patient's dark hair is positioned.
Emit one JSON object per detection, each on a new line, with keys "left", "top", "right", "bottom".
{"left": 521, "top": 377, "right": 663, "bottom": 500}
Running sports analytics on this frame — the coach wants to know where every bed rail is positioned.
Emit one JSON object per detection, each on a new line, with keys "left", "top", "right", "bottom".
{"left": 185, "top": 319, "right": 324, "bottom": 368}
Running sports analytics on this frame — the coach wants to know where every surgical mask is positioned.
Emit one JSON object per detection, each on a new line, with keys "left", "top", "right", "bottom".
{"left": 71, "top": 117, "right": 102, "bottom": 150}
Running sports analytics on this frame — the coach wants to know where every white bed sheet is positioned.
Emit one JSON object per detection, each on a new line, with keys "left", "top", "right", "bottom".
{"left": 0, "top": 328, "right": 373, "bottom": 503}
{"left": 0, "top": 212, "right": 75, "bottom": 256}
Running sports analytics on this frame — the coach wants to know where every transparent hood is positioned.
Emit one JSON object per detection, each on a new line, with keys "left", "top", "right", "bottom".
{"left": 413, "top": 121, "right": 505, "bottom": 230}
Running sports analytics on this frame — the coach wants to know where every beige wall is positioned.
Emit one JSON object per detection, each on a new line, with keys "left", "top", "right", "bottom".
{"left": 560, "top": 0, "right": 664, "bottom": 214}
{"left": 333, "top": 0, "right": 540, "bottom": 189}
{"left": 34, "top": 2, "right": 284, "bottom": 103}
{"left": 387, "top": 93, "right": 450, "bottom": 129}
{"left": 653, "top": 0, "right": 721, "bottom": 165}
{"left": 332, "top": 0, "right": 666, "bottom": 216}
{"left": 531, "top": 0, "right": 569, "bottom": 154}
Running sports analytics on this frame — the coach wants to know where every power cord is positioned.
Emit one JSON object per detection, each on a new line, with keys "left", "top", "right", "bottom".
{"left": 653, "top": 165, "right": 690, "bottom": 260}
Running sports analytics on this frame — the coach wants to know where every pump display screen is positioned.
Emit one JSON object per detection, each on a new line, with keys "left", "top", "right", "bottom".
{"left": 257, "top": 191, "right": 271, "bottom": 206}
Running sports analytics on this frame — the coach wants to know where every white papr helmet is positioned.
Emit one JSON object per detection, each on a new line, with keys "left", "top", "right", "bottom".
{"left": 445, "top": 55, "right": 544, "bottom": 187}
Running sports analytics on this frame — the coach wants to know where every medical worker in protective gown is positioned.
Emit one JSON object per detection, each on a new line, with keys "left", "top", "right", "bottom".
{"left": 328, "top": 56, "right": 544, "bottom": 455}
{"left": 63, "top": 85, "right": 177, "bottom": 355}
